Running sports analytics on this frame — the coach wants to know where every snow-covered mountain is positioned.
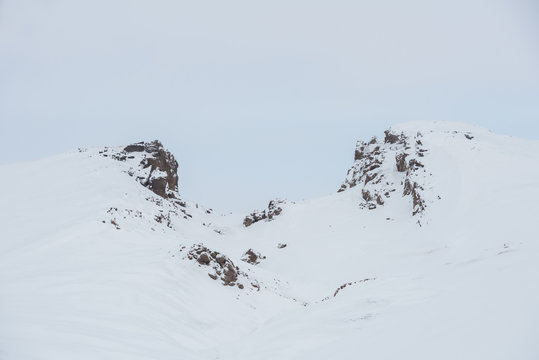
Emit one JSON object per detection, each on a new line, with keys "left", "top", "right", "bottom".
{"left": 1, "top": 121, "right": 538, "bottom": 360}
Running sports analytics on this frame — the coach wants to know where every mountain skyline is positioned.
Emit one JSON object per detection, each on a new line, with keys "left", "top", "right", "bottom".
{"left": 1, "top": 0, "right": 538, "bottom": 212}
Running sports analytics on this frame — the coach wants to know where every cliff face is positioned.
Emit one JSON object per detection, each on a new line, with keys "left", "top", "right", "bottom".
{"left": 99, "top": 140, "right": 180, "bottom": 200}
{"left": 124, "top": 141, "right": 179, "bottom": 199}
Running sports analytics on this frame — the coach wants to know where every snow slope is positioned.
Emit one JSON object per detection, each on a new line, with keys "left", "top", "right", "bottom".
{"left": 1, "top": 121, "right": 538, "bottom": 359}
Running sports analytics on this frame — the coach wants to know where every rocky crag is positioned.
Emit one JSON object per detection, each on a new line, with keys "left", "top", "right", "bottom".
{"left": 99, "top": 140, "right": 180, "bottom": 200}
{"left": 338, "top": 129, "right": 434, "bottom": 219}
{"left": 95, "top": 140, "right": 197, "bottom": 232}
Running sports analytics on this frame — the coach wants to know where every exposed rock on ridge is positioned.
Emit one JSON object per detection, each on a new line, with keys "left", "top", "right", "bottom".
{"left": 99, "top": 140, "right": 180, "bottom": 200}
{"left": 123, "top": 140, "right": 179, "bottom": 199}
{"left": 97, "top": 140, "right": 194, "bottom": 225}
{"left": 338, "top": 128, "right": 432, "bottom": 219}
{"left": 243, "top": 199, "right": 287, "bottom": 227}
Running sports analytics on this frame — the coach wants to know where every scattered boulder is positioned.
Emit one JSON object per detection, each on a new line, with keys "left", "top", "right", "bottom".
{"left": 197, "top": 253, "right": 211, "bottom": 265}
{"left": 277, "top": 243, "right": 287, "bottom": 249}
{"left": 241, "top": 249, "right": 266, "bottom": 265}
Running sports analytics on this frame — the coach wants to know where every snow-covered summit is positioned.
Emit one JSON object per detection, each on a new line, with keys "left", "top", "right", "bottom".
{"left": 336, "top": 121, "right": 534, "bottom": 225}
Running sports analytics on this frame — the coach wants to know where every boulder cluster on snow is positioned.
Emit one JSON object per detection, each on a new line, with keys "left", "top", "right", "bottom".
{"left": 182, "top": 244, "right": 261, "bottom": 290}
{"left": 185, "top": 244, "right": 241, "bottom": 286}
{"left": 243, "top": 199, "right": 286, "bottom": 227}
{"left": 338, "top": 128, "right": 433, "bottom": 218}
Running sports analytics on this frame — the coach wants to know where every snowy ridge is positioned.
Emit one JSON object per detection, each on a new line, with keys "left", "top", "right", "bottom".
{"left": 1, "top": 121, "right": 539, "bottom": 360}
{"left": 338, "top": 122, "right": 496, "bottom": 224}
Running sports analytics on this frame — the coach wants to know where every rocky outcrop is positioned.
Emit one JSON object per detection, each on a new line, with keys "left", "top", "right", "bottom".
{"left": 100, "top": 140, "right": 180, "bottom": 200}
{"left": 181, "top": 244, "right": 262, "bottom": 291}
{"left": 243, "top": 199, "right": 287, "bottom": 227}
{"left": 338, "top": 128, "right": 433, "bottom": 219}
{"left": 243, "top": 210, "right": 266, "bottom": 227}
{"left": 384, "top": 130, "right": 403, "bottom": 144}
{"left": 184, "top": 244, "right": 243, "bottom": 287}
{"left": 395, "top": 153, "right": 408, "bottom": 172}
{"left": 124, "top": 140, "right": 179, "bottom": 199}
{"left": 97, "top": 140, "right": 194, "bottom": 224}
{"left": 241, "top": 249, "right": 266, "bottom": 265}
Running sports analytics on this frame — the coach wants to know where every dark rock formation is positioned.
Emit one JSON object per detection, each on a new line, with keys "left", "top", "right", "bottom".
{"left": 332, "top": 278, "right": 375, "bottom": 298}
{"left": 243, "top": 210, "right": 266, "bottom": 227}
{"left": 243, "top": 199, "right": 287, "bottom": 227}
{"left": 338, "top": 127, "right": 433, "bottom": 218}
{"left": 241, "top": 249, "right": 266, "bottom": 265}
{"left": 354, "top": 142, "right": 366, "bottom": 161}
{"left": 395, "top": 153, "right": 408, "bottom": 172}
{"left": 403, "top": 179, "right": 426, "bottom": 216}
{"left": 267, "top": 200, "right": 283, "bottom": 220}
{"left": 103, "top": 140, "right": 181, "bottom": 200}
{"left": 384, "top": 130, "right": 401, "bottom": 144}
{"left": 126, "top": 140, "right": 179, "bottom": 199}
{"left": 197, "top": 253, "right": 211, "bottom": 265}
{"left": 124, "top": 143, "right": 145, "bottom": 152}
{"left": 362, "top": 189, "right": 372, "bottom": 202}
{"left": 185, "top": 244, "right": 246, "bottom": 288}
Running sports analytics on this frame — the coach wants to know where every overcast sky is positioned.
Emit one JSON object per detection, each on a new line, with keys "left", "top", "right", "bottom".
{"left": 1, "top": 0, "right": 538, "bottom": 212}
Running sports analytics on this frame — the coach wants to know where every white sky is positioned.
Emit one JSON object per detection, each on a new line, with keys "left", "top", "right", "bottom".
{"left": 1, "top": 0, "right": 538, "bottom": 212}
